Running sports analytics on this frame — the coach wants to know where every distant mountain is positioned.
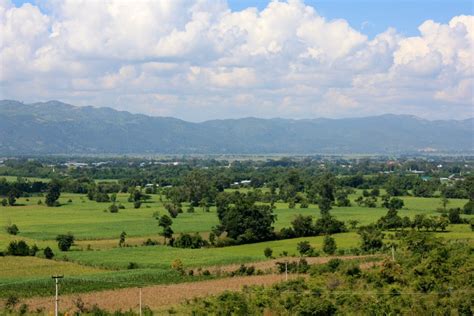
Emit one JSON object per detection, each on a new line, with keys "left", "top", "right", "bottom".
{"left": 0, "top": 100, "right": 472, "bottom": 155}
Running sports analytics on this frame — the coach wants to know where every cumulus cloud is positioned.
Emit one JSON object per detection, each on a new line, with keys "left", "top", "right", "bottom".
{"left": 0, "top": 0, "right": 472, "bottom": 121}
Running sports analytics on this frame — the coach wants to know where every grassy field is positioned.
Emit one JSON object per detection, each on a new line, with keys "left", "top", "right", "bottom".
{"left": 0, "top": 192, "right": 469, "bottom": 244}
{"left": 0, "top": 190, "right": 472, "bottom": 299}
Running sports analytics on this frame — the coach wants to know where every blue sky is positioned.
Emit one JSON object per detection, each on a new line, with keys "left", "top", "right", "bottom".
{"left": 13, "top": 0, "right": 473, "bottom": 38}
{"left": 2, "top": 0, "right": 473, "bottom": 120}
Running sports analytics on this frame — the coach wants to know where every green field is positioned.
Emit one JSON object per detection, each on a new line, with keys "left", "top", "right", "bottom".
{"left": 0, "top": 191, "right": 472, "bottom": 298}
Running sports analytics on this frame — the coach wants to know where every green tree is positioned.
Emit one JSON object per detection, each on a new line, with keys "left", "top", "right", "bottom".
{"left": 45, "top": 181, "right": 61, "bottom": 207}
{"left": 448, "top": 208, "right": 462, "bottom": 224}
{"left": 264, "top": 247, "right": 273, "bottom": 258}
{"left": 216, "top": 194, "right": 275, "bottom": 243}
{"left": 119, "top": 231, "right": 127, "bottom": 247}
{"left": 158, "top": 215, "right": 173, "bottom": 244}
{"left": 358, "top": 225, "right": 384, "bottom": 252}
{"left": 297, "top": 241, "right": 313, "bottom": 256}
{"left": 56, "top": 234, "right": 74, "bottom": 251}
{"left": 44, "top": 246, "right": 54, "bottom": 259}
{"left": 6, "top": 224, "right": 19, "bottom": 235}
{"left": 323, "top": 235, "right": 337, "bottom": 255}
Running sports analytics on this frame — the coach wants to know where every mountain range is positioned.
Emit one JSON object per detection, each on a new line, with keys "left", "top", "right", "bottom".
{"left": 0, "top": 100, "right": 472, "bottom": 155}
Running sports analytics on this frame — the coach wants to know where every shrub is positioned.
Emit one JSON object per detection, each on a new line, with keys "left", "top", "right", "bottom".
{"left": 171, "top": 259, "right": 185, "bottom": 275}
{"left": 6, "top": 224, "right": 19, "bottom": 235}
{"left": 108, "top": 204, "right": 119, "bottom": 213}
{"left": 44, "top": 246, "right": 54, "bottom": 259}
{"left": 7, "top": 240, "right": 30, "bottom": 256}
{"left": 142, "top": 238, "right": 160, "bottom": 246}
{"left": 127, "top": 262, "right": 138, "bottom": 269}
{"left": 1, "top": 198, "right": 7, "bottom": 206}
{"left": 264, "top": 247, "right": 273, "bottom": 258}
{"left": 327, "top": 258, "right": 343, "bottom": 272}
{"left": 323, "top": 235, "right": 337, "bottom": 255}
{"left": 297, "top": 241, "right": 313, "bottom": 256}
{"left": 56, "top": 234, "right": 75, "bottom": 251}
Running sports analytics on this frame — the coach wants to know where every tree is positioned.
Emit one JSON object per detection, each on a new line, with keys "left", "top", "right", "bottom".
{"left": 7, "top": 240, "right": 30, "bottom": 256}
{"left": 317, "top": 173, "right": 335, "bottom": 216}
{"left": 463, "top": 200, "right": 474, "bottom": 215}
{"left": 216, "top": 194, "right": 275, "bottom": 243}
{"left": 109, "top": 203, "right": 119, "bottom": 213}
{"left": 45, "top": 181, "right": 61, "bottom": 207}
{"left": 323, "top": 235, "right": 337, "bottom": 255}
{"left": 448, "top": 208, "right": 462, "bottom": 224}
{"left": 441, "top": 196, "right": 449, "bottom": 211}
{"left": 377, "top": 209, "right": 402, "bottom": 230}
{"left": 297, "top": 241, "right": 313, "bottom": 256}
{"left": 44, "top": 246, "right": 54, "bottom": 259}
{"left": 7, "top": 189, "right": 20, "bottom": 206}
{"left": 119, "top": 231, "right": 127, "bottom": 247}
{"left": 348, "top": 220, "right": 359, "bottom": 230}
{"left": 158, "top": 214, "right": 173, "bottom": 244}
{"left": 358, "top": 225, "right": 384, "bottom": 252}
{"left": 264, "top": 247, "right": 273, "bottom": 258}
{"left": 291, "top": 215, "right": 315, "bottom": 237}
{"left": 56, "top": 234, "right": 74, "bottom": 251}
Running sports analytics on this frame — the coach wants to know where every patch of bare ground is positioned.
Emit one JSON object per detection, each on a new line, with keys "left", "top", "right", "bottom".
{"left": 23, "top": 255, "right": 383, "bottom": 314}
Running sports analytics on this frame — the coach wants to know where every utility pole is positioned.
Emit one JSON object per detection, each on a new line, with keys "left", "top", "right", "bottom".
{"left": 51, "top": 275, "right": 64, "bottom": 316}
{"left": 139, "top": 287, "right": 142, "bottom": 316}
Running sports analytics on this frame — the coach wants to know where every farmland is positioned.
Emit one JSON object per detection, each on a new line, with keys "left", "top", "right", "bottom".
{"left": 0, "top": 157, "right": 473, "bottom": 314}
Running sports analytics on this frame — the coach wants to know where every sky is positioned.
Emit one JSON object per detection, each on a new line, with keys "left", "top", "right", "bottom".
{"left": 1, "top": 0, "right": 473, "bottom": 121}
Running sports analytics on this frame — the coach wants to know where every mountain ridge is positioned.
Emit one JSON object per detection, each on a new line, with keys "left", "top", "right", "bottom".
{"left": 1, "top": 100, "right": 472, "bottom": 155}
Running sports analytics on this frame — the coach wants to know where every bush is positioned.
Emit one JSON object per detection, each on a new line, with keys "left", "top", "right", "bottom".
{"left": 134, "top": 200, "right": 142, "bottom": 209}
{"left": 323, "top": 235, "right": 337, "bottom": 255}
{"left": 297, "top": 241, "right": 313, "bottom": 256}
{"left": 6, "top": 224, "right": 19, "bottom": 235}
{"left": 56, "top": 234, "right": 75, "bottom": 251}
{"left": 142, "top": 238, "right": 160, "bottom": 246}
{"left": 463, "top": 200, "right": 474, "bottom": 214}
{"left": 7, "top": 240, "right": 30, "bottom": 256}
{"left": 327, "top": 258, "right": 343, "bottom": 272}
{"left": 171, "top": 259, "right": 185, "bottom": 275}
{"left": 264, "top": 247, "right": 273, "bottom": 258}
{"left": 174, "top": 233, "right": 208, "bottom": 249}
{"left": 108, "top": 204, "right": 119, "bottom": 213}
{"left": 44, "top": 246, "right": 54, "bottom": 259}
{"left": 127, "top": 262, "right": 138, "bottom": 269}
{"left": 448, "top": 208, "right": 463, "bottom": 224}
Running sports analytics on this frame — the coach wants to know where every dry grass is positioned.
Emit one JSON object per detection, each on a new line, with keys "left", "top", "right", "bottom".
{"left": 22, "top": 255, "right": 382, "bottom": 314}
{"left": 206, "top": 254, "right": 380, "bottom": 274}
{"left": 24, "top": 274, "right": 293, "bottom": 313}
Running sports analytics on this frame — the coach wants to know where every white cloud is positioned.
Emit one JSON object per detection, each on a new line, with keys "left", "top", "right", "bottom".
{"left": 0, "top": 0, "right": 472, "bottom": 121}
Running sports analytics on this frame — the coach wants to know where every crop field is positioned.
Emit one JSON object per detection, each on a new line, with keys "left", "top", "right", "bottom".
{"left": 0, "top": 190, "right": 472, "bottom": 301}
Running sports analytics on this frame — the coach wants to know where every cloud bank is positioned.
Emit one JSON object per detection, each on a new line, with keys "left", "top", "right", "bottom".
{"left": 0, "top": 0, "right": 472, "bottom": 120}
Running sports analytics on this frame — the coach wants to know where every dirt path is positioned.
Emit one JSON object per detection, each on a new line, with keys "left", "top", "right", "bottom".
{"left": 24, "top": 274, "right": 297, "bottom": 313}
